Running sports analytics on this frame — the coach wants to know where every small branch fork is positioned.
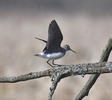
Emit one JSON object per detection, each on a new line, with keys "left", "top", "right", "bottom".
{"left": 0, "top": 38, "right": 112, "bottom": 100}
{"left": 0, "top": 62, "right": 112, "bottom": 99}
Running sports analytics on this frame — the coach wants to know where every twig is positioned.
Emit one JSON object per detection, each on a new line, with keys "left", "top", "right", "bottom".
{"left": 75, "top": 38, "right": 112, "bottom": 100}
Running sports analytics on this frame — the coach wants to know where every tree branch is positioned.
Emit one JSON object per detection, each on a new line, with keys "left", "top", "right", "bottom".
{"left": 48, "top": 73, "right": 61, "bottom": 100}
{"left": 75, "top": 38, "right": 112, "bottom": 100}
{"left": 0, "top": 70, "right": 51, "bottom": 83}
{"left": 0, "top": 62, "right": 112, "bottom": 83}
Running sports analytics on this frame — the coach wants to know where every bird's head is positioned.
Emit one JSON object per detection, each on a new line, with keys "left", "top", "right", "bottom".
{"left": 63, "top": 45, "right": 76, "bottom": 53}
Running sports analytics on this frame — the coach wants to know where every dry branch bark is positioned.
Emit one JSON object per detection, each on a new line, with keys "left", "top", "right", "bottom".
{"left": 0, "top": 62, "right": 112, "bottom": 83}
{"left": 75, "top": 38, "right": 112, "bottom": 100}
{"left": 0, "top": 70, "right": 51, "bottom": 83}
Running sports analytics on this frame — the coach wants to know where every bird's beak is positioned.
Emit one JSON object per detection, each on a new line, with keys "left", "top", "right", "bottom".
{"left": 70, "top": 49, "right": 77, "bottom": 53}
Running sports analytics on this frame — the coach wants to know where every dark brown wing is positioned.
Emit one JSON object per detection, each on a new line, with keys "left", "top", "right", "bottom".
{"left": 43, "top": 20, "right": 63, "bottom": 53}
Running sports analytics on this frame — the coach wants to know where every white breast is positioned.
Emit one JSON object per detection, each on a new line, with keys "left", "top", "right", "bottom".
{"left": 38, "top": 52, "right": 65, "bottom": 59}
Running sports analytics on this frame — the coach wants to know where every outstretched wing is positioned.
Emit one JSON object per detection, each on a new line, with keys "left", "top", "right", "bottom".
{"left": 43, "top": 20, "right": 63, "bottom": 53}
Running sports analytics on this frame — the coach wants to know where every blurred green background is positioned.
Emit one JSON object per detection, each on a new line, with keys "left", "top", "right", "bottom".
{"left": 0, "top": 0, "right": 112, "bottom": 100}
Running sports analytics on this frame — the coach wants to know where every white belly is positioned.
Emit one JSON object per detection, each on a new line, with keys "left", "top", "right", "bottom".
{"left": 37, "top": 52, "right": 65, "bottom": 59}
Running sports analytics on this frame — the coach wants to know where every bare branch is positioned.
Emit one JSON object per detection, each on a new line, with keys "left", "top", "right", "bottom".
{"left": 0, "top": 62, "right": 112, "bottom": 83}
{"left": 0, "top": 62, "right": 112, "bottom": 100}
{"left": 48, "top": 73, "right": 61, "bottom": 100}
{"left": 0, "top": 70, "right": 51, "bottom": 83}
{"left": 75, "top": 38, "right": 112, "bottom": 100}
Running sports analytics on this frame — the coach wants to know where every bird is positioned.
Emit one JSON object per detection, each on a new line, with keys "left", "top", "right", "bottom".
{"left": 35, "top": 20, "right": 76, "bottom": 67}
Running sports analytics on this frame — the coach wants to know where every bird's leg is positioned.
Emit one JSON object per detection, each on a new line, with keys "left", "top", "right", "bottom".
{"left": 47, "top": 59, "right": 54, "bottom": 67}
{"left": 52, "top": 60, "right": 60, "bottom": 66}
{"left": 47, "top": 59, "right": 60, "bottom": 67}
{"left": 52, "top": 59, "right": 56, "bottom": 65}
